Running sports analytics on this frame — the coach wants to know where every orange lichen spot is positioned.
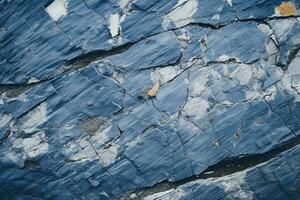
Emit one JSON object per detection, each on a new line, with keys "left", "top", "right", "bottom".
{"left": 277, "top": 2, "right": 297, "bottom": 16}
{"left": 147, "top": 82, "right": 160, "bottom": 97}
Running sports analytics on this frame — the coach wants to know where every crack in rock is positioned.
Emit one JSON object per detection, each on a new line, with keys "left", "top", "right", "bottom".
{"left": 1, "top": 1, "right": 300, "bottom": 199}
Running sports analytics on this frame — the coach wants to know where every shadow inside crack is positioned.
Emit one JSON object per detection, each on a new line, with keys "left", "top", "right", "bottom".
{"left": 124, "top": 135, "right": 300, "bottom": 199}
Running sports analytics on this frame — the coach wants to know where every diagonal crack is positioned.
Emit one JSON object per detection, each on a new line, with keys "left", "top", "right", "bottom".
{"left": 0, "top": 82, "right": 42, "bottom": 98}
{"left": 123, "top": 134, "right": 300, "bottom": 199}
{"left": 263, "top": 98, "right": 297, "bottom": 137}
{"left": 65, "top": 42, "right": 134, "bottom": 71}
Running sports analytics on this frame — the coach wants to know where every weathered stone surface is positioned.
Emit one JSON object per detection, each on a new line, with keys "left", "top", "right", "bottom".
{"left": 0, "top": 0, "right": 300, "bottom": 200}
{"left": 142, "top": 144, "right": 300, "bottom": 200}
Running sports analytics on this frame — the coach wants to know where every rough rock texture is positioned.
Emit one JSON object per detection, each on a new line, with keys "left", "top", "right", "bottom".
{"left": 141, "top": 144, "right": 300, "bottom": 200}
{"left": 0, "top": 0, "right": 300, "bottom": 200}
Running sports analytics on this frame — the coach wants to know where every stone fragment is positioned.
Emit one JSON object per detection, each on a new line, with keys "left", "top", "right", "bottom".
{"left": 276, "top": 2, "right": 297, "bottom": 16}
{"left": 147, "top": 82, "right": 160, "bottom": 97}
{"left": 109, "top": 13, "right": 120, "bottom": 37}
{"left": 46, "top": 0, "right": 68, "bottom": 21}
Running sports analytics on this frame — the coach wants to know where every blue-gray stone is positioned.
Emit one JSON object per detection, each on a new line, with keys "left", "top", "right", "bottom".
{"left": 1, "top": 0, "right": 300, "bottom": 199}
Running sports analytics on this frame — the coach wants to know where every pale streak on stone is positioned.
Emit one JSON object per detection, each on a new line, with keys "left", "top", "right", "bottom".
{"left": 218, "top": 54, "right": 241, "bottom": 63}
{"left": 262, "top": 85, "right": 277, "bottom": 101}
{"left": 98, "top": 143, "right": 119, "bottom": 167}
{"left": 14, "top": 132, "right": 49, "bottom": 158}
{"left": 217, "top": 171, "right": 254, "bottom": 200}
{"left": 164, "top": 0, "right": 198, "bottom": 28}
{"left": 212, "top": 14, "right": 220, "bottom": 20}
{"left": 151, "top": 66, "right": 181, "bottom": 84}
{"left": 91, "top": 125, "right": 112, "bottom": 146}
{"left": 143, "top": 189, "right": 176, "bottom": 200}
{"left": 46, "top": 0, "right": 68, "bottom": 21}
{"left": 226, "top": 0, "right": 233, "bottom": 7}
{"left": 0, "top": 113, "right": 12, "bottom": 128}
{"left": 5, "top": 93, "right": 28, "bottom": 103}
{"left": 119, "top": 0, "right": 131, "bottom": 9}
{"left": 109, "top": 13, "right": 120, "bottom": 37}
{"left": 258, "top": 24, "right": 273, "bottom": 36}
{"left": 174, "top": 0, "right": 189, "bottom": 8}
{"left": 269, "top": 18, "right": 295, "bottom": 39}
{"left": 126, "top": 134, "right": 144, "bottom": 149}
{"left": 266, "top": 39, "right": 278, "bottom": 64}
{"left": 28, "top": 77, "right": 39, "bottom": 84}
{"left": 63, "top": 124, "right": 75, "bottom": 131}
{"left": 225, "top": 64, "right": 253, "bottom": 85}
{"left": 182, "top": 97, "right": 209, "bottom": 120}
{"left": 65, "top": 138, "right": 97, "bottom": 162}
{"left": 64, "top": 127, "right": 118, "bottom": 166}
{"left": 177, "top": 34, "right": 190, "bottom": 41}
{"left": 161, "top": 170, "right": 254, "bottom": 200}
{"left": 18, "top": 102, "right": 48, "bottom": 133}
{"left": 288, "top": 55, "right": 300, "bottom": 76}
{"left": 188, "top": 70, "right": 211, "bottom": 96}
{"left": 5, "top": 151, "right": 23, "bottom": 165}
{"left": 280, "top": 53, "right": 300, "bottom": 98}
{"left": 218, "top": 54, "right": 232, "bottom": 61}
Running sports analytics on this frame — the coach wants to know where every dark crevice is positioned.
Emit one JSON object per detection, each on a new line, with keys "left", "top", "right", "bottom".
{"left": 0, "top": 82, "right": 41, "bottom": 98}
{"left": 23, "top": 159, "right": 41, "bottom": 171}
{"left": 239, "top": 15, "right": 300, "bottom": 23}
{"left": 60, "top": 15, "right": 298, "bottom": 78}
{"left": 205, "top": 58, "right": 242, "bottom": 65}
{"left": 286, "top": 46, "right": 300, "bottom": 67}
{"left": 177, "top": 15, "right": 300, "bottom": 31}
{"left": 65, "top": 43, "right": 134, "bottom": 71}
{"left": 124, "top": 135, "right": 300, "bottom": 199}
{"left": 1, "top": 15, "right": 298, "bottom": 89}
{"left": 0, "top": 43, "right": 133, "bottom": 96}
{"left": 0, "top": 130, "right": 11, "bottom": 144}
{"left": 44, "top": 0, "right": 57, "bottom": 8}
{"left": 184, "top": 22, "right": 225, "bottom": 29}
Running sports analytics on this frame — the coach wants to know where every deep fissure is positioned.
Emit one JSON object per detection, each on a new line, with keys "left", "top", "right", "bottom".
{"left": 124, "top": 135, "right": 300, "bottom": 199}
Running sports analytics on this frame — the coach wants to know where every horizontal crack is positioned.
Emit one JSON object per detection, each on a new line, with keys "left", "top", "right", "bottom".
{"left": 2, "top": 15, "right": 298, "bottom": 89}
{"left": 0, "top": 82, "right": 42, "bottom": 98}
{"left": 176, "top": 14, "right": 300, "bottom": 31}
{"left": 66, "top": 42, "right": 134, "bottom": 70}
{"left": 124, "top": 134, "right": 300, "bottom": 199}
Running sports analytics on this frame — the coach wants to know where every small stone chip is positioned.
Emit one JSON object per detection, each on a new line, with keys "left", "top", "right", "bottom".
{"left": 147, "top": 82, "right": 160, "bottom": 97}
{"left": 277, "top": 2, "right": 297, "bottom": 16}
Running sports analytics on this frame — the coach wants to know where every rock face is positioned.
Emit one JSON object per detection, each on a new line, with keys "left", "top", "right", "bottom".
{"left": 0, "top": 0, "right": 300, "bottom": 200}
{"left": 141, "top": 145, "right": 300, "bottom": 200}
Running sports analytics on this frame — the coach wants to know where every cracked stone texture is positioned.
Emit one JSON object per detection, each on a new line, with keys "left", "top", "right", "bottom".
{"left": 0, "top": 0, "right": 300, "bottom": 200}
{"left": 141, "top": 144, "right": 300, "bottom": 200}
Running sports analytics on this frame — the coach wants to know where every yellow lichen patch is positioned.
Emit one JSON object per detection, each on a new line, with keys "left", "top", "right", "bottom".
{"left": 147, "top": 82, "right": 160, "bottom": 97}
{"left": 277, "top": 2, "right": 297, "bottom": 16}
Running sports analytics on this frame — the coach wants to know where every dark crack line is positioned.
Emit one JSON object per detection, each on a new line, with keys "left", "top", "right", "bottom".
{"left": 177, "top": 14, "right": 300, "bottom": 31}
{"left": 0, "top": 81, "right": 44, "bottom": 98}
{"left": 124, "top": 134, "right": 300, "bottom": 199}
{"left": 85, "top": 136, "right": 125, "bottom": 195}
{"left": 263, "top": 98, "right": 297, "bottom": 137}
{"left": 1, "top": 14, "right": 297, "bottom": 93}
{"left": 0, "top": 130, "right": 11, "bottom": 144}
{"left": 65, "top": 42, "right": 133, "bottom": 70}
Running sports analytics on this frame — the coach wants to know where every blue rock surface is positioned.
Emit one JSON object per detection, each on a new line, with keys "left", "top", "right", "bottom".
{"left": 0, "top": 0, "right": 300, "bottom": 199}
{"left": 142, "top": 144, "right": 300, "bottom": 200}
